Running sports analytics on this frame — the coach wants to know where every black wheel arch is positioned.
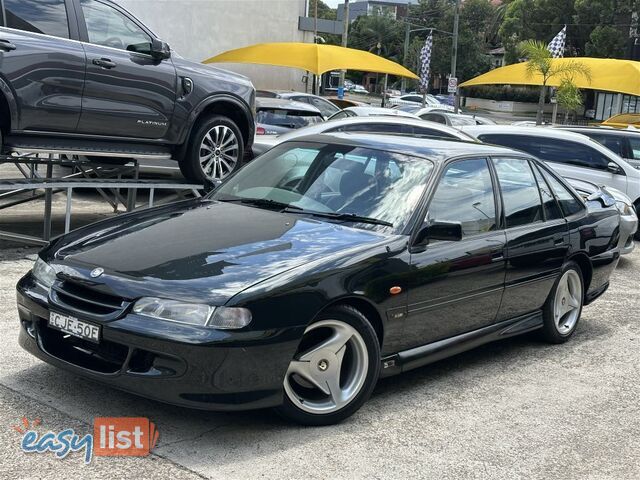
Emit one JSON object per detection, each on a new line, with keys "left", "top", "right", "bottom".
{"left": 314, "top": 295, "right": 385, "bottom": 349}
{"left": 179, "top": 94, "right": 254, "bottom": 152}
{"left": 567, "top": 252, "right": 592, "bottom": 300}
{"left": 0, "top": 76, "right": 19, "bottom": 137}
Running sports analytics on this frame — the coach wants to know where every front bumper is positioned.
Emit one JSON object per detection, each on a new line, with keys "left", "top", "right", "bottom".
{"left": 619, "top": 213, "right": 638, "bottom": 255}
{"left": 16, "top": 274, "right": 300, "bottom": 411}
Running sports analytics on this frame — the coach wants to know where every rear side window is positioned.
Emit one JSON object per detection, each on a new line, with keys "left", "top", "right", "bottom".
{"left": 628, "top": 137, "right": 640, "bottom": 160}
{"left": 540, "top": 169, "right": 585, "bottom": 217}
{"left": 421, "top": 113, "right": 447, "bottom": 124}
{"left": 493, "top": 158, "right": 543, "bottom": 228}
{"left": 531, "top": 164, "right": 563, "bottom": 220}
{"left": 587, "top": 133, "right": 625, "bottom": 157}
{"left": 4, "top": 0, "right": 70, "bottom": 38}
{"left": 480, "top": 134, "right": 611, "bottom": 171}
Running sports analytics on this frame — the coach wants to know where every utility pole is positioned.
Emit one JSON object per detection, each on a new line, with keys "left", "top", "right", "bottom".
{"left": 401, "top": 23, "right": 410, "bottom": 93}
{"left": 451, "top": 0, "right": 460, "bottom": 113}
{"left": 338, "top": 0, "right": 350, "bottom": 99}
{"left": 313, "top": 0, "right": 319, "bottom": 95}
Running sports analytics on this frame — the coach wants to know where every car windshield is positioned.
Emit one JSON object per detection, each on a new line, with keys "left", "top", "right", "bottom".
{"left": 212, "top": 142, "right": 434, "bottom": 233}
{"left": 256, "top": 109, "right": 324, "bottom": 129}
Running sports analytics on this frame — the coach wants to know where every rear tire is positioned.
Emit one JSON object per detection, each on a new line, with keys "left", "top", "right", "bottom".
{"left": 541, "top": 261, "right": 584, "bottom": 344}
{"left": 180, "top": 115, "right": 243, "bottom": 184}
{"left": 275, "top": 305, "right": 381, "bottom": 426}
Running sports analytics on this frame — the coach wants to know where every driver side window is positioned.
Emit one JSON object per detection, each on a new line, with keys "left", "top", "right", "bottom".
{"left": 81, "top": 0, "right": 152, "bottom": 55}
{"left": 427, "top": 158, "right": 497, "bottom": 237}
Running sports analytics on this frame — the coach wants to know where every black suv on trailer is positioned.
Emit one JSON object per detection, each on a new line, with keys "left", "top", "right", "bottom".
{"left": 0, "top": 0, "right": 255, "bottom": 182}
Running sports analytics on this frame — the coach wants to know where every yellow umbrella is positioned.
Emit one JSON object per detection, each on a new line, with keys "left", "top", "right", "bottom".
{"left": 203, "top": 42, "right": 419, "bottom": 79}
{"left": 460, "top": 58, "right": 640, "bottom": 97}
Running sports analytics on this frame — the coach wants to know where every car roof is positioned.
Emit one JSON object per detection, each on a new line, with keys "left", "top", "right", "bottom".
{"left": 344, "top": 106, "right": 419, "bottom": 118}
{"left": 279, "top": 132, "right": 531, "bottom": 163}
{"left": 277, "top": 92, "right": 324, "bottom": 100}
{"left": 255, "top": 97, "right": 322, "bottom": 113}
{"left": 461, "top": 124, "right": 601, "bottom": 143}
{"left": 558, "top": 125, "right": 640, "bottom": 137}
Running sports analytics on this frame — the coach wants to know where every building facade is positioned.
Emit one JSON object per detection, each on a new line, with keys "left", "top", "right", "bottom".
{"left": 337, "top": 0, "right": 418, "bottom": 22}
{"left": 117, "top": 0, "right": 311, "bottom": 91}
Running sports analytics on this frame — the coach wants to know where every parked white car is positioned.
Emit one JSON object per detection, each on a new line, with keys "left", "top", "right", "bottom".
{"left": 252, "top": 115, "right": 476, "bottom": 157}
{"left": 462, "top": 125, "right": 640, "bottom": 236}
{"left": 566, "top": 177, "right": 638, "bottom": 255}
{"left": 388, "top": 93, "right": 454, "bottom": 111}
{"left": 327, "top": 106, "right": 420, "bottom": 121}
{"left": 349, "top": 84, "right": 369, "bottom": 94}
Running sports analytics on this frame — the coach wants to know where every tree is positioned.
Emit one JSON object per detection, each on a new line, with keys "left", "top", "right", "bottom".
{"left": 585, "top": 26, "right": 627, "bottom": 58}
{"left": 348, "top": 15, "right": 404, "bottom": 60}
{"left": 499, "top": 0, "right": 575, "bottom": 63}
{"left": 556, "top": 78, "right": 583, "bottom": 122}
{"left": 518, "top": 40, "right": 591, "bottom": 124}
{"left": 403, "top": 0, "right": 495, "bottom": 89}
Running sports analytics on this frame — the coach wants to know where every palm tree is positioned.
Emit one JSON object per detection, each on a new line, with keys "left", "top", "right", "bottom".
{"left": 518, "top": 40, "right": 592, "bottom": 125}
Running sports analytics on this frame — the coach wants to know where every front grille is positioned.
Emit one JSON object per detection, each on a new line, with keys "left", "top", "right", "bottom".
{"left": 50, "top": 280, "right": 127, "bottom": 319}
{"left": 39, "top": 322, "right": 128, "bottom": 374}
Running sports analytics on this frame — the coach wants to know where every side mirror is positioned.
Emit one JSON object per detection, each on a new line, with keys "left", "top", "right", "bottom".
{"left": 607, "top": 161, "right": 622, "bottom": 174}
{"left": 414, "top": 221, "right": 463, "bottom": 246}
{"left": 151, "top": 39, "right": 171, "bottom": 60}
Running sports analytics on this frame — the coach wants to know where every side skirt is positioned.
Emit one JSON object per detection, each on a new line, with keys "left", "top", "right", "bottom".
{"left": 379, "top": 311, "right": 543, "bottom": 377}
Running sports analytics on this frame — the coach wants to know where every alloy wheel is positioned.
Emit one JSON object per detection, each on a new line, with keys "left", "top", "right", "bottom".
{"left": 283, "top": 319, "right": 369, "bottom": 415}
{"left": 553, "top": 269, "right": 583, "bottom": 335}
{"left": 199, "top": 125, "right": 239, "bottom": 180}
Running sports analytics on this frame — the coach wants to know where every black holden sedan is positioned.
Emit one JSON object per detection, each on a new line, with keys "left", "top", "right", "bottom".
{"left": 16, "top": 134, "right": 621, "bottom": 425}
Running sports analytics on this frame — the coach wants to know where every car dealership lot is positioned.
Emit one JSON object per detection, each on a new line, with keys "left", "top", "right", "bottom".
{"left": 1, "top": 243, "right": 639, "bottom": 479}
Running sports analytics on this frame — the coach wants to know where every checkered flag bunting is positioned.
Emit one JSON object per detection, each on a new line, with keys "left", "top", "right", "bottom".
{"left": 547, "top": 26, "right": 567, "bottom": 58}
{"left": 419, "top": 31, "right": 433, "bottom": 92}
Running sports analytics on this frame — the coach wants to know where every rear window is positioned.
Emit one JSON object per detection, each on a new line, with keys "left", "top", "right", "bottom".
{"left": 4, "top": 0, "right": 70, "bottom": 38}
{"left": 256, "top": 109, "right": 323, "bottom": 129}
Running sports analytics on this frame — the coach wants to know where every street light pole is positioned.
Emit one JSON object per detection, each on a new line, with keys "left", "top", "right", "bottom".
{"left": 338, "top": 0, "right": 350, "bottom": 98}
{"left": 451, "top": 0, "right": 460, "bottom": 113}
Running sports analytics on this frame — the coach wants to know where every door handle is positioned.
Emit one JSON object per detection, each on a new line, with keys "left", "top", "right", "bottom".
{"left": 0, "top": 39, "right": 16, "bottom": 51}
{"left": 92, "top": 58, "right": 117, "bottom": 69}
{"left": 491, "top": 251, "right": 504, "bottom": 262}
{"left": 554, "top": 238, "right": 565, "bottom": 246}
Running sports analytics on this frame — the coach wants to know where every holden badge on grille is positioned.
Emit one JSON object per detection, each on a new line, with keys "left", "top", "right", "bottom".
{"left": 90, "top": 267, "right": 104, "bottom": 278}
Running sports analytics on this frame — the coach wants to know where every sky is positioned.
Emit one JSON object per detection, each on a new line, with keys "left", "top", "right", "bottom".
{"left": 323, "top": 0, "right": 342, "bottom": 7}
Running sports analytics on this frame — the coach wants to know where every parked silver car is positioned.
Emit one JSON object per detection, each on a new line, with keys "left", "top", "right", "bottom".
{"left": 255, "top": 98, "right": 324, "bottom": 136}
{"left": 252, "top": 116, "right": 477, "bottom": 157}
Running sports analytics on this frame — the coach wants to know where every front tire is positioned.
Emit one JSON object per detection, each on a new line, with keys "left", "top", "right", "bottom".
{"left": 541, "top": 261, "right": 584, "bottom": 343}
{"left": 275, "top": 305, "right": 381, "bottom": 426}
{"left": 180, "top": 115, "right": 243, "bottom": 184}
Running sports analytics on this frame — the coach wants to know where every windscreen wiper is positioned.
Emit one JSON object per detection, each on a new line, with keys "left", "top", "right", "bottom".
{"left": 218, "top": 197, "right": 302, "bottom": 211}
{"left": 284, "top": 208, "right": 393, "bottom": 227}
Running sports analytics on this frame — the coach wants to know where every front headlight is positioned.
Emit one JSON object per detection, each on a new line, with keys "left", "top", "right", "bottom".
{"left": 132, "top": 297, "right": 252, "bottom": 329}
{"left": 32, "top": 257, "right": 56, "bottom": 290}
{"left": 615, "top": 201, "right": 635, "bottom": 216}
